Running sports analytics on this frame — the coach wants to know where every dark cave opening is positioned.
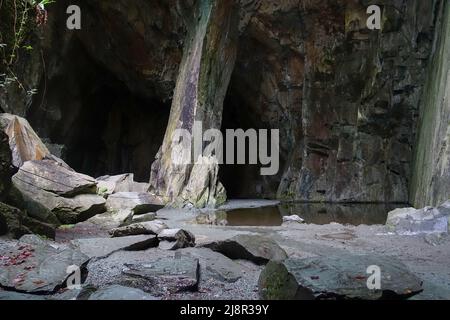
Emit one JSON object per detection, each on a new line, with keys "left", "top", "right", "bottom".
{"left": 26, "top": 39, "right": 170, "bottom": 182}
{"left": 220, "top": 86, "right": 285, "bottom": 200}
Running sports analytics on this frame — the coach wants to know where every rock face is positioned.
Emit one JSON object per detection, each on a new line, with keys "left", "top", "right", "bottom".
{"left": 202, "top": 234, "right": 288, "bottom": 265}
{"left": 386, "top": 205, "right": 449, "bottom": 235}
{"left": 0, "top": 235, "right": 89, "bottom": 294}
{"left": 11, "top": 160, "right": 106, "bottom": 225}
{"left": 97, "top": 174, "right": 149, "bottom": 196}
{"left": 149, "top": 0, "right": 238, "bottom": 208}
{"left": 258, "top": 254, "right": 423, "bottom": 300}
{"left": 1, "top": 1, "right": 447, "bottom": 207}
{"left": 0, "top": 114, "right": 51, "bottom": 168}
{"left": 410, "top": 1, "right": 450, "bottom": 207}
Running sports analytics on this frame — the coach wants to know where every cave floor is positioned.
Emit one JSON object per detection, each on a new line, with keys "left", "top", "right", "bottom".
{"left": 2, "top": 200, "right": 450, "bottom": 300}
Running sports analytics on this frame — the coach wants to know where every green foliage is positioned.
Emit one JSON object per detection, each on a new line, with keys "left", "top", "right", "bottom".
{"left": 0, "top": 0, "right": 55, "bottom": 93}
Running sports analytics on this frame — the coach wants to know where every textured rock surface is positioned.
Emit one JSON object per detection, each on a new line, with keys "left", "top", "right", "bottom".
{"left": 0, "top": 114, "right": 51, "bottom": 168}
{"left": 386, "top": 205, "right": 449, "bottom": 235}
{"left": 157, "top": 228, "right": 195, "bottom": 250}
{"left": 11, "top": 161, "right": 106, "bottom": 225}
{"left": 201, "top": 234, "right": 287, "bottom": 265}
{"left": 149, "top": 0, "right": 238, "bottom": 207}
{"left": 410, "top": 1, "right": 450, "bottom": 207}
{"left": 97, "top": 174, "right": 149, "bottom": 196}
{"left": 87, "top": 285, "right": 158, "bottom": 300}
{"left": 0, "top": 235, "right": 89, "bottom": 294}
{"left": 71, "top": 235, "right": 158, "bottom": 259}
{"left": 259, "top": 254, "right": 423, "bottom": 300}
{"left": 1, "top": 0, "right": 447, "bottom": 206}
{"left": 122, "top": 256, "right": 200, "bottom": 295}
{"left": 109, "top": 220, "right": 168, "bottom": 238}
{"left": 106, "top": 192, "right": 164, "bottom": 214}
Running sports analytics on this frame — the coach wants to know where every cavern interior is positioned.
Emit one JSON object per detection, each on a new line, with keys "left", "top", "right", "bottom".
{"left": 0, "top": 0, "right": 449, "bottom": 304}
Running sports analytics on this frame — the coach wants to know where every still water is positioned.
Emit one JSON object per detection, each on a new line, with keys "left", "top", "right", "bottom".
{"left": 222, "top": 203, "right": 406, "bottom": 227}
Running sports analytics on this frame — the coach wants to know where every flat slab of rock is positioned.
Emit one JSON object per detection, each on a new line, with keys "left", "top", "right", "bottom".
{"left": 109, "top": 220, "right": 168, "bottom": 238}
{"left": 201, "top": 234, "right": 288, "bottom": 265}
{"left": 181, "top": 247, "right": 243, "bottom": 283}
{"left": 386, "top": 206, "right": 449, "bottom": 235}
{"left": 258, "top": 253, "right": 423, "bottom": 300}
{"left": 122, "top": 256, "right": 199, "bottom": 295}
{"left": 97, "top": 174, "right": 149, "bottom": 196}
{"left": 158, "top": 228, "right": 195, "bottom": 250}
{"left": 106, "top": 192, "right": 164, "bottom": 214}
{"left": 11, "top": 161, "right": 106, "bottom": 225}
{"left": 131, "top": 212, "right": 157, "bottom": 224}
{"left": 283, "top": 215, "right": 305, "bottom": 224}
{"left": 88, "top": 285, "right": 158, "bottom": 300}
{"left": 0, "top": 235, "right": 89, "bottom": 293}
{"left": 14, "top": 160, "right": 97, "bottom": 196}
{"left": 71, "top": 235, "right": 158, "bottom": 258}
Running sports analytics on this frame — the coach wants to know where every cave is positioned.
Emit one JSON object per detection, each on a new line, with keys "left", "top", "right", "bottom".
{"left": 25, "top": 39, "right": 170, "bottom": 182}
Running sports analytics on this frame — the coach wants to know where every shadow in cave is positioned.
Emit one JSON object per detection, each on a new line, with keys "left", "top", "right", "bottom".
{"left": 26, "top": 39, "right": 170, "bottom": 182}
{"left": 219, "top": 86, "right": 284, "bottom": 199}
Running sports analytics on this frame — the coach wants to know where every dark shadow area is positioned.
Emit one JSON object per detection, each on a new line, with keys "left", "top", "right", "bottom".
{"left": 26, "top": 39, "right": 169, "bottom": 181}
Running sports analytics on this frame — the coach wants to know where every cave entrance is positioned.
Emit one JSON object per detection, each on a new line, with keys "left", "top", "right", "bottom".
{"left": 26, "top": 40, "right": 170, "bottom": 182}
{"left": 219, "top": 85, "right": 284, "bottom": 199}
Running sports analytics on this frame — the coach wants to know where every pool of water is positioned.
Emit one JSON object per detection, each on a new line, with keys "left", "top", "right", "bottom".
{"left": 214, "top": 203, "right": 406, "bottom": 227}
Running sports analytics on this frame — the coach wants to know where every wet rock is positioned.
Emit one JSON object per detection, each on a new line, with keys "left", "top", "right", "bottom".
{"left": 201, "top": 234, "right": 288, "bottom": 265}
{"left": 109, "top": 220, "right": 168, "bottom": 238}
{"left": 195, "top": 210, "right": 228, "bottom": 225}
{"left": 181, "top": 247, "right": 242, "bottom": 283}
{"left": 14, "top": 160, "right": 97, "bottom": 197}
{"left": 258, "top": 254, "right": 423, "bottom": 300}
{"left": 157, "top": 228, "right": 195, "bottom": 250}
{"left": 282, "top": 215, "right": 305, "bottom": 224}
{"left": 0, "top": 235, "right": 89, "bottom": 293}
{"left": 106, "top": 192, "right": 164, "bottom": 214}
{"left": 122, "top": 256, "right": 200, "bottom": 295}
{"left": 386, "top": 206, "right": 449, "bottom": 235}
{"left": 87, "top": 285, "right": 158, "bottom": 300}
{"left": 97, "top": 174, "right": 149, "bottom": 196}
{"left": 71, "top": 235, "right": 159, "bottom": 258}
{"left": 0, "top": 113, "right": 51, "bottom": 168}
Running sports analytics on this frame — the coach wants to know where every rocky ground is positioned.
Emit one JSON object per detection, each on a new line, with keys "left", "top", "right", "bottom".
{"left": 1, "top": 199, "right": 449, "bottom": 300}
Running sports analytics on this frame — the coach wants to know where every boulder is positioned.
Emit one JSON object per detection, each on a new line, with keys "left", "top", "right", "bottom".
{"left": 122, "top": 256, "right": 200, "bottom": 295}
{"left": 109, "top": 220, "right": 168, "bottom": 238}
{"left": 386, "top": 206, "right": 449, "bottom": 235}
{"left": 10, "top": 161, "right": 106, "bottom": 225}
{"left": 201, "top": 234, "right": 288, "bottom": 265}
{"left": 282, "top": 215, "right": 305, "bottom": 224}
{"left": 71, "top": 235, "right": 158, "bottom": 258}
{"left": 258, "top": 254, "right": 423, "bottom": 300}
{"left": 157, "top": 228, "right": 195, "bottom": 250}
{"left": 87, "top": 285, "right": 158, "bottom": 300}
{"left": 0, "top": 113, "right": 51, "bottom": 167}
{"left": 97, "top": 174, "right": 150, "bottom": 196}
{"left": 181, "top": 247, "right": 243, "bottom": 283}
{"left": 130, "top": 212, "right": 157, "bottom": 224}
{"left": 14, "top": 160, "right": 97, "bottom": 196}
{"left": 0, "top": 235, "right": 89, "bottom": 293}
{"left": 106, "top": 192, "right": 164, "bottom": 214}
